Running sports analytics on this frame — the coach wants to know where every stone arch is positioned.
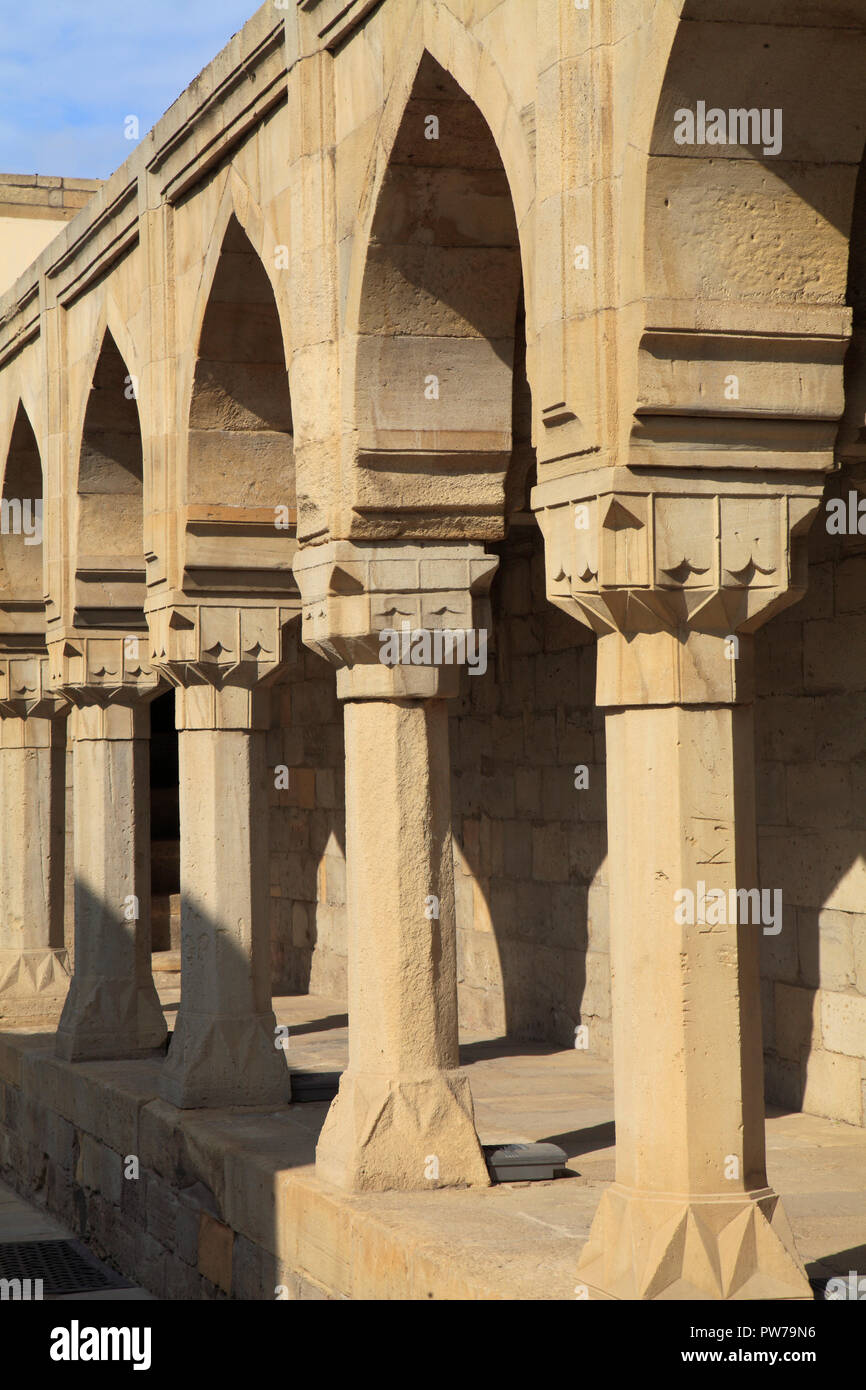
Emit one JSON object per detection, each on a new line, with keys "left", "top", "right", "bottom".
{"left": 0, "top": 402, "right": 44, "bottom": 609}
{"left": 345, "top": 9, "right": 536, "bottom": 344}
{"left": 642, "top": 3, "right": 866, "bottom": 314}
{"left": 617, "top": 1, "right": 685, "bottom": 329}
{"left": 184, "top": 194, "right": 294, "bottom": 517}
{"left": 74, "top": 326, "right": 146, "bottom": 623}
{"left": 347, "top": 48, "right": 527, "bottom": 536}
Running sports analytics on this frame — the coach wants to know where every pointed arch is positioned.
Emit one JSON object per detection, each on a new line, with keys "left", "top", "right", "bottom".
{"left": 180, "top": 167, "right": 292, "bottom": 438}
{"left": 185, "top": 204, "right": 294, "bottom": 519}
{"left": 642, "top": 3, "right": 866, "bottom": 312}
{"left": 344, "top": 8, "right": 535, "bottom": 344}
{"left": 74, "top": 326, "right": 146, "bottom": 622}
{"left": 0, "top": 401, "right": 44, "bottom": 613}
{"left": 347, "top": 48, "right": 527, "bottom": 534}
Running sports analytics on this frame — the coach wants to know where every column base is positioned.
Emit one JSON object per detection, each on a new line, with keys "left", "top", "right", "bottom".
{"left": 55, "top": 978, "right": 167, "bottom": 1061}
{"left": 160, "top": 1011, "right": 291, "bottom": 1109}
{"left": 576, "top": 1183, "right": 812, "bottom": 1301}
{"left": 315, "top": 1070, "right": 491, "bottom": 1192}
{"left": 0, "top": 948, "right": 71, "bottom": 1027}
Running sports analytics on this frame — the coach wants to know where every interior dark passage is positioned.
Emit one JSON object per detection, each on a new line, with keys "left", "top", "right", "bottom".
{"left": 150, "top": 688, "right": 180, "bottom": 953}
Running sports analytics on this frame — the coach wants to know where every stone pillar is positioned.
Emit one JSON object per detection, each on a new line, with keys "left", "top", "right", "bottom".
{"left": 55, "top": 702, "right": 166, "bottom": 1061}
{"left": 533, "top": 477, "right": 820, "bottom": 1300}
{"left": 0, "top": 709, "right": 69, "bottom": 1026}
{"left": 580, "top": 632, "right": 810, "bottom": 1299}
{"left": 294, "top": 541, "right": 497, "bottom": 1191}
{"left": 158, "top": 682, "right": 289, "bottom": 1108}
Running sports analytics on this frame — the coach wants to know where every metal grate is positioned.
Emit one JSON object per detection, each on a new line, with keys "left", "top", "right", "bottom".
{"left": 0, "top": 1240, "right": 127, "bottom": 1296}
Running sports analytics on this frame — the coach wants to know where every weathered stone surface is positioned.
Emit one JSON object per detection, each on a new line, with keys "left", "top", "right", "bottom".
{"left": 0, "top": 0, "right": 865, "bottom": 1307}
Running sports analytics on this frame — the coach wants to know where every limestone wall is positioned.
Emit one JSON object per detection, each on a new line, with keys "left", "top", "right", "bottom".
{"left": 0, "top": 175, "right": 99, "bottom": 298}
{"left": 756, "top": 472, "right": 866, "bottom": 1128}
{"left": 450, "top": 523, "right": 608, "bottom": 1049}
{"left": 267, "top": 624, "right": 346, "bottom": 1000}
{"left": 264, "top": 521, "right": 610, "bottom": 1054}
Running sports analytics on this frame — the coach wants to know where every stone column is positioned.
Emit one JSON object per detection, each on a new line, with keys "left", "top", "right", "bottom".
{"left": 158, "top": 682, "right": 289, "bottom": 1108}
{"left": 534, "top": 477, "right": 820, "bottom": 1300}
{"left": 294, "top": 541, "right": 497, "bottom": 1191}
{"left": 0, "top": 708, "right": 69, "bottom": 1026}
{"left": 55, "top": 701, "right": 166, "bottom": 1061}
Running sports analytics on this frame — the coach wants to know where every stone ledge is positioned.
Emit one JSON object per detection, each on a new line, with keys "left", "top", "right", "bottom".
{"left": 0, "top": 1027, "right": 596, "bottom": 1300}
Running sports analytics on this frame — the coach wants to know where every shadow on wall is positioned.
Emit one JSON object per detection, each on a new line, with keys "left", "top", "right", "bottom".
{"left": 755, "top": 467, "right": 866, "bottom": 1128}
{"left": 266, "top": 617, "right": 346, "bottom": 1000}
{"left": 450, "top": 520, "right": 608, "bottom": 1053}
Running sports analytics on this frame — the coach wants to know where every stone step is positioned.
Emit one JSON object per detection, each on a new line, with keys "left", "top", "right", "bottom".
{"left": 152, "top": 949, "right": 181, "bottom": 975}
{"left": 152, "top": 892, "right": 181, "bottom": 953}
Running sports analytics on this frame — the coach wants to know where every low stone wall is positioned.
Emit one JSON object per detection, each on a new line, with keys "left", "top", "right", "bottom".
{"left": 0, "top": 1032, "right": 580, "bottom": 1300}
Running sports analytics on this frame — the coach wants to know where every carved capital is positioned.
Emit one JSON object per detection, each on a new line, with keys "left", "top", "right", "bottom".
{"left": 533, "top": 470, "right": 825, "bottom": 706}
{"left": 147, "top": 598, "right": 299, "bottom": 690}
{"left": 0, "top": 649, "right": 68, "bottom": 722}
{"left": 47, "top": 632, "right": 161, "bottom": 708}
{"left": 293, "top": 541, "right": 498, "bottom": 700}
{"left": 532, "top": 470, "right": 821, "bottom": 638}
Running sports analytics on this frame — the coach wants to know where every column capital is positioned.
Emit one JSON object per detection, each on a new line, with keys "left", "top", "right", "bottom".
{"left": 0, "top": 649, "right": 68, "bottom": 723}
{"left": 46, "top": 630, "right": 161, "bottom": 708}
{"left": 147, "top": 597, "right": 297, "bottom": 722}
{"left": 533, "top": 469, "right": 823, "bottom": 704}
{"left": 293, "top": 540, "right": 498, "bottom": 700}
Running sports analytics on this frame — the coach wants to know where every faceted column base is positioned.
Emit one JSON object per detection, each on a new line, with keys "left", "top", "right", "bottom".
{"left": 0, "top": 948, "right": 71, "bottom": 1027}
{"left": 160, "top": 1011, "right": 291, "bottom": 1109}
{"left": 55, "top": 978, "right": 166, "bottom": 1061}
{"left": 576, "top": 1183, "right": 812, "bottom": 1301}
{"left": 315, "top": 1070, "right": 491, "bottom": 1192}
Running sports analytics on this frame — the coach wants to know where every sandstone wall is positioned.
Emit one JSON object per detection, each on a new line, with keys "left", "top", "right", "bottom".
{"left": 267, "top": 624, "right": 346, "bottom": 1001}
{"left": 450, "top": 523, "right": 608, "bottom": 1049}
{"left": 756, "top": 471, "right": 866, "bottom": 1128}
{"left": 0, "top": 175, "right": 99, "bottom": 298}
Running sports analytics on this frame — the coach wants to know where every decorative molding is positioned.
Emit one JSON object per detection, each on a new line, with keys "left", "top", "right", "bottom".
{"left": 532, "top": 468, "right": 823, "bottom": 639}
{"left": 293, "top": 539, "right": 498, "bottom": 691}
{"left": 148, "top": 597, "right": 298, "bottom": 691}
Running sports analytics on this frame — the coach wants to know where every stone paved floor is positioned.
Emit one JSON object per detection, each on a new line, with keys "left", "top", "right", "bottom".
{"left": 265, "top": 987, "right": 866, "bottom": 1285}
{"left": 147, "top": 972, "right": 866, "bottom": 1285}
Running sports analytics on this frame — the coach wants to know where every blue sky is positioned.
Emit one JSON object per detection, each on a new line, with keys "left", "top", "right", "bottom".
{"left": 0, "top": 1, "right": 262, "bottom": 179}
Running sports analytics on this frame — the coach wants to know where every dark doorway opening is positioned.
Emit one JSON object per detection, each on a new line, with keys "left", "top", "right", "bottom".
{"left": 150, "top": 688, "right": 180, "bottom": 953}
